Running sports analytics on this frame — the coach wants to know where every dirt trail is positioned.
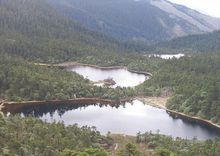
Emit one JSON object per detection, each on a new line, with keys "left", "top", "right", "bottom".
{"left": 0, "top": 102, "right": 5, "bottom": 117}
{"left": 111, "top": 143, "right": 119, "bottom": 156}
{"left": 114, "top": 143, "right": 118, "bottom": 151}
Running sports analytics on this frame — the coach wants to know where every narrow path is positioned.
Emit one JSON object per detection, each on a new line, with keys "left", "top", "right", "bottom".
{"left": 0, "top": 102, "right": 5, "bottom": 117}
{"left": 111, "top": 143, "right": 119, "bottom": 156}
{"left": 114, "top": 143, "right": 118, "bottom": 151}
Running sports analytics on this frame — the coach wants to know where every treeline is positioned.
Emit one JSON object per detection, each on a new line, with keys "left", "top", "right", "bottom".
{"left": 147, "top": 31, "right": 220, "bottom": 54}
{"left": 0, "top": 54, "right": 135, "bottom": 101}
{"left": 0, "top": 115, "right": 111, "bottom": 156}
{"left": 140, "top": 54, "right": 220, "bottom": 124}
{"left": 137, "top": 132, "right": 220, "bottom": 156}
{"left": 76, "top": 53, "right": 162, "bottom": 73}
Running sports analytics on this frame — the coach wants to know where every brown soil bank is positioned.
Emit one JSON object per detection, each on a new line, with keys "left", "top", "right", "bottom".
{"left": 34, "top": 62, "right": 153, "bottom": 77}
{"left": 2, "top": 98, "right": 131, "bottom": 114}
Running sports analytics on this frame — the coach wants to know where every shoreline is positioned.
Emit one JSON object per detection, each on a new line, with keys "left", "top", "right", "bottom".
{"left": 34, "top": 62, "right": 153, "bottom": 77}
{"left": 166, "top": 109, "right": 220, "bottom": 132}
{"left": 138, "top": 97, "right": 220, "bottom": 132}
{"left": 1, "top": 96, "right": 220, "bottom": 132}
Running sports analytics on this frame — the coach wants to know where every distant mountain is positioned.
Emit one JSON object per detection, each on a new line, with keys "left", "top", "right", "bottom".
{"left": 48, "top": 0, "right": 220, "bottom": 44}
{"left": 0, "top": 0, "right": 138, "bottom": 62}
{"left": 146, "top": 31, "right": 220, "bottom": 54}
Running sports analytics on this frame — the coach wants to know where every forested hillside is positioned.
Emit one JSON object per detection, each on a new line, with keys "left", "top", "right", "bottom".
{"left": 147, "top": 31, "right": 220, "bottom": 54}
{"left": 0, "top": 0, "right": 141, "bottom": 63}
{"left": 49, "top": 0, "right": 220, "bottom": 44}
{"left": 139, "top": 54, "right": 220, "bottom": 124}
{"left": 1, "top": 0, "right": 220, "bottom": 155}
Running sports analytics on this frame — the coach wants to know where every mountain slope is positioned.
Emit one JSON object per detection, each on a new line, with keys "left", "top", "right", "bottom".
{"left": 0, "top": 0, "right": 137, "bottom": 62}
{"left": 147, "top": 31, "right": 220, "bottom": 54}
{"left": 48, "top": 0, "right": 220, "bottom": 44}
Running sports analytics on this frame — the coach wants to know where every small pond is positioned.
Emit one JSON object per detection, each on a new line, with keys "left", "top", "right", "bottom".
{"left": 70, "top": 66, "right": 147, "bottom": 87}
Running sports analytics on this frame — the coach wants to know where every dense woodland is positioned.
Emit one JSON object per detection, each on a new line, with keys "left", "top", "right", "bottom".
{"left": 0, "top": 0, "right": 220, "bottom": 155}
{"left": 148, "top": 31, "right": 220, "bottom": 54}
{"left": 139, "top": 54, "right": 220, "bottom": 124}
{"left": 136, "top": 132, "right": 220, "bottom": 156}
{"left": 1, "top": 115, "right": 220, "bottom": 156}
{"left": 0, "top": 0, "right": 144, "bottom": 63}
{"left": 0, "top": 54, "right": 136, "bottom": 101}
{"left": 0, "top": 115, "right": 111, "bottom": 156}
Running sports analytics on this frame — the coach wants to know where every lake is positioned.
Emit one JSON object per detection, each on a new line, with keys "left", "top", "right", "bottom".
{"left": 70, "top": 66, "right": 147, "bottom": 87}
{"left": 15, "top": 100, "right": 220, "bottom": 140}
